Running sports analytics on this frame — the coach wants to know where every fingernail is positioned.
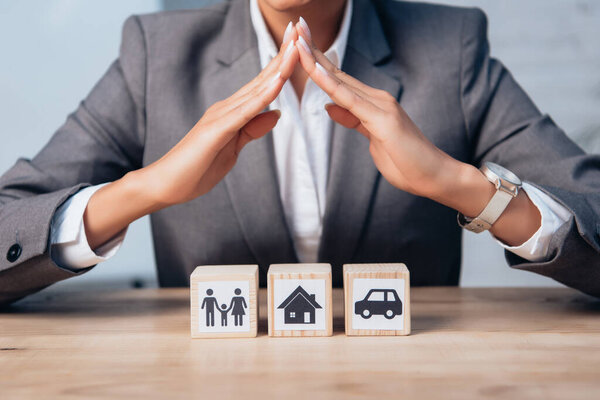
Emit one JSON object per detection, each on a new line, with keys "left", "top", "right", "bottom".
{"left": 315, "top": 62, "right": 328, "bottom": 77}
{"left": 272, "top": 109, "right": 282, "bottom": 118}
{"left": 270, "top": 71, "right": 282, "bottom": 85}
{"left": 284, "top": 39, "right": 295, "bottom": 60}
{"left": 282, "top": 21, "right": 293, "bottom": 44}
{"left": 324, "top": 103, "right": 335, "bottom": 110}
{"left": 299, "top": 17, "right": 311, "bottom": 40}
{"left": 297, "top": 35, "right": 311, "bottom": 54}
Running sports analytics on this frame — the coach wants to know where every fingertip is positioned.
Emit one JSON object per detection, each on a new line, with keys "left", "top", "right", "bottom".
{"left": 279, "top": 47, "right": 299, "bottom": 81}
{"left": 269, "top": 71, "right": 282, "bottom": 85}
{"left": 296, "top": 36, "right": 315, "bottom": 72}
{"left": 297, "top": 35, "right": 311, "bottom": 55}
{"left": 283, "top": 38, "right": 295, "bottom": 60}
{"left": 324, "top": 103, "right": 336, "bottom": 117}
{"left": 289, "top": 25, "right": 299, "bottom": 43}
{"left": 324, "top": 104, "right": 335, "bottom": 120}
{"left": 243, "top": 110, "right": 281, "bottom": 140}
{"left": 324, "top": 103, "right": 342, "bottom": 119}
{"left": 298, "top": 16, "right": 311, "bottom": 40}
{"left": 269, "top": 110, "right": 282, "bottom": 130}
{"left": 266, "top": 70, "right": 284, "bottom": 95}
{"left": 296, "top": 26, "right": 313, "bottom": 51}
{"left": 262, "top": 110, "right": 282, "bottom": 132}
{"left": 282, "top": 21, "right": 293, "bottom": 44}
{"left": 315, "top": 62, "right": 328, "bottom": 77}
{"left": 261, "top": 109, "right": 282, "bottom": 130}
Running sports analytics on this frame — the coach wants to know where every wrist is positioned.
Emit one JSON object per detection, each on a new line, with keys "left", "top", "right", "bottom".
{"left": 429, "top": 160, "right": 495, "bottom": 218}
{"left": 429, "top": 160, "right": 541, "bottom": 246}
{"left": 122, "top": 168, "right": 172, "bottom": 214}
{"left": 83, "top": 169, "right": 162, "bottom": 250}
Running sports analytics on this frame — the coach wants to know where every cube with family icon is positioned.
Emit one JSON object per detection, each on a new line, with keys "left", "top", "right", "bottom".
{"left": 267, "top": 263, "right": 333, "bottom": 337}
{"left": 343, "top": 263, "right": 411, "bottom": 336}
{"left": 190, "top": 265, "right": 258, "bottom": 338}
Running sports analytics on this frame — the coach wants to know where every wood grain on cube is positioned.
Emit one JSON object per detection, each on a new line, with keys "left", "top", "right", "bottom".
{"left": 344, "top": 263, "right": 410, "bottom": 336}
{"left": 267, "top": 263, "right": 333, "bottom": 337}
{"left": 190, "top": 265, "right": 258, "bottom": 338}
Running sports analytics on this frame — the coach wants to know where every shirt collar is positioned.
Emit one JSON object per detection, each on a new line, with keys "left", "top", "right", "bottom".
{"left": 249, "top": 0, "right": 353, "bottom": 70}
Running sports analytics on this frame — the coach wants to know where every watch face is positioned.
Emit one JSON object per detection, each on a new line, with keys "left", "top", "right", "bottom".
{"left": 484, "top": 162, "right": 522, "bottom": 186}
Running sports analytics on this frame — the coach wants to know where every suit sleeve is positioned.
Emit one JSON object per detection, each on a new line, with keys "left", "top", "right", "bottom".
{"left": 460, "top": 8, "right": 600, "bottom": 297}
{"left": 0, "top": 16, "right": 147, "bottom": 305}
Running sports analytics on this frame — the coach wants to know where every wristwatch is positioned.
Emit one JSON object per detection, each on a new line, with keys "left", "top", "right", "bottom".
{"left": 457, "top": 162, "right": 522, "bottom": 233}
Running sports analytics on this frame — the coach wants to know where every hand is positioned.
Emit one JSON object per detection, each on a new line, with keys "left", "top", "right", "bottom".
{"left": 294, "top": 21, "right": 541, "bottom": 246}
{"left": 84, "top": 33, "right": 300, "bottom": 249}
{"left": 294, "top": 23, "right": 461, "bottom": 199}
{"left": 142, "top": 36, "right": 299, "bottom": 206}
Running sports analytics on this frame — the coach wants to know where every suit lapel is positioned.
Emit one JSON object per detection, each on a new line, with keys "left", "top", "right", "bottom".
{"left": 203, "top": 0, "right": 297, "bottom": 265}
{"left": 318, "top": 0, "right": 403, "bottom": 266}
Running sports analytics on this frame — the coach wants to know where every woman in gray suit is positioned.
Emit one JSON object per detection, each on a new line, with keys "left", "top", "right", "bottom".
{"left": 1, "top": 0, "right": 599, "bottom": 304}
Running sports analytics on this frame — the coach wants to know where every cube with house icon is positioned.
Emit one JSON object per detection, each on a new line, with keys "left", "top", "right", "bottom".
{"left": 190, "top": 265, "right": 258, "bottom": 338}
{"left": 343, "top": 263, "right": 411, "bottom": 336}
{"left": 267, "top": 264, "right": 333, "bottom": 337}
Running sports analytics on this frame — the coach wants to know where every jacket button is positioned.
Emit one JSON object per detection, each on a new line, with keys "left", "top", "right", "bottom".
{"left": 7, "top": 244, "right": 22, "bottom": 263}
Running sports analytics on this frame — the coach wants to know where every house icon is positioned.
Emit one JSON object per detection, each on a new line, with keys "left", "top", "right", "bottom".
{"left": 277, "top": 285, "right": 322, "bottom": 324}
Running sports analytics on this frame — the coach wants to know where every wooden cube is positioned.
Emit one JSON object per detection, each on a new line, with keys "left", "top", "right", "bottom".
{"left": 343, "top": 263, "right": 411, "bottom": 336}
{"left": 267, "top": 264, "right": 333, "bottom": 337}
{"left": 190, "top": 265, "right": 258, "bottom": 338}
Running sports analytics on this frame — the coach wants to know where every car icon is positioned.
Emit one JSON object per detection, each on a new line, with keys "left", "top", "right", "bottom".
{"left": 354, "top": 289, "right": 403, "bottom": 319}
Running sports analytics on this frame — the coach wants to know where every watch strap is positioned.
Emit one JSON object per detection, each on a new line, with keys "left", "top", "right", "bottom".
{"left": 459, "top": 189, "right": 514, "bottom": 233}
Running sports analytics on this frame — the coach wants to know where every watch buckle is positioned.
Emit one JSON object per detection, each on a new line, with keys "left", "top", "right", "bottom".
{"left": 496, "top": 178, "right": 518, "bottom": 197}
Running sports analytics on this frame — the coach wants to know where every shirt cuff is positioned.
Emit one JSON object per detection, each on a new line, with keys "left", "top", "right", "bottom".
{"left": 50, "top": 184, "right": 128, "bottom": 270}
{"left": 494, "top": 182, "right": 571, "bottom": 262}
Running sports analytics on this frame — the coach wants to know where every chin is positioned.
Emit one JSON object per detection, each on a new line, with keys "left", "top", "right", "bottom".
{"left": 259, "top": 0, "right": 315, "bottom": 12}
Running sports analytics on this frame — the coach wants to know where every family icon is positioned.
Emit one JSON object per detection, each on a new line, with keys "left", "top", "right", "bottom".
{"left": 190, "top": 265, "right": 258, "bottom": 338}
{"left": 201, "top": 288, "right": 247, "bottom": 327}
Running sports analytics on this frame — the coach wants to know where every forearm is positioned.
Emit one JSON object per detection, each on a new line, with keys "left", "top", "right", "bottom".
{"left": 83, "top": 169, "right": 165, "bottom": 250}
{"left": 430, "top": 160, "right": 541, "bottom": 247}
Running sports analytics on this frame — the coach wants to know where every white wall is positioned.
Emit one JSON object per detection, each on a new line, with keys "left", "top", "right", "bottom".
{"left": 1, "top": 1, "right": 598, "bottom": 289}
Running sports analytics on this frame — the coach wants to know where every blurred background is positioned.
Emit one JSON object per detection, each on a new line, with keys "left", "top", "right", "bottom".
{"left": 1, "top": 0, "right": 598, "bottom": 290}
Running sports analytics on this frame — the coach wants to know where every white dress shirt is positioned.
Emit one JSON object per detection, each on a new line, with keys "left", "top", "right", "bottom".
{"left": 250, "top": 0, "right": 353, "bottom": 262}
{"left": 50, "top": 184, "right": 127, "bottom": 269}
{"left": 49, "top": 0, "right": 572, "bottom": 269}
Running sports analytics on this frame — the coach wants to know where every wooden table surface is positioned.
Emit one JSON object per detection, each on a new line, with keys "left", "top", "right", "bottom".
{"left": 1, "top": 287, "right": 599, "bottom": 400}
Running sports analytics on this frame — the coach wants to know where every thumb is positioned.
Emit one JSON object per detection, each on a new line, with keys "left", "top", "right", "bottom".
{"left": 324, "top": 103, "right": 370, "bottom": 139}
{"left": 235, "top": 109, "right": 281, "bottom": 154}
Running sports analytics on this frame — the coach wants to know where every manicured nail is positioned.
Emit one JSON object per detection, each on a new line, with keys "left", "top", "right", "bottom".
{"left": 315, "top": 62, "right": 328, "bottom": 77}
{"left": 282, "top": 21, "right": 293, "bottom": 44}
{"left": 270, "top": 71, "right": 282, "bottom": 85}
{"left": 297, "top": 35, "right": 311, "bottom": 54}
{"left": 284, "top": 39, "right": 295, "bottom": 60}
{"left": 299, "top": 17, "right": 311, "bottom": 40}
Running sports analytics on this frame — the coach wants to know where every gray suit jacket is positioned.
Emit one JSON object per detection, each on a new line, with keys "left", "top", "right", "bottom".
{"left": 1, "top": 0, "right": 599, "bottom": 305}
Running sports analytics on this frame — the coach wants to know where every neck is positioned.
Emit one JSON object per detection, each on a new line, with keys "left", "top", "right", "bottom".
{"left": 257, "top": 0, "right": 347, "bottom": 52}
